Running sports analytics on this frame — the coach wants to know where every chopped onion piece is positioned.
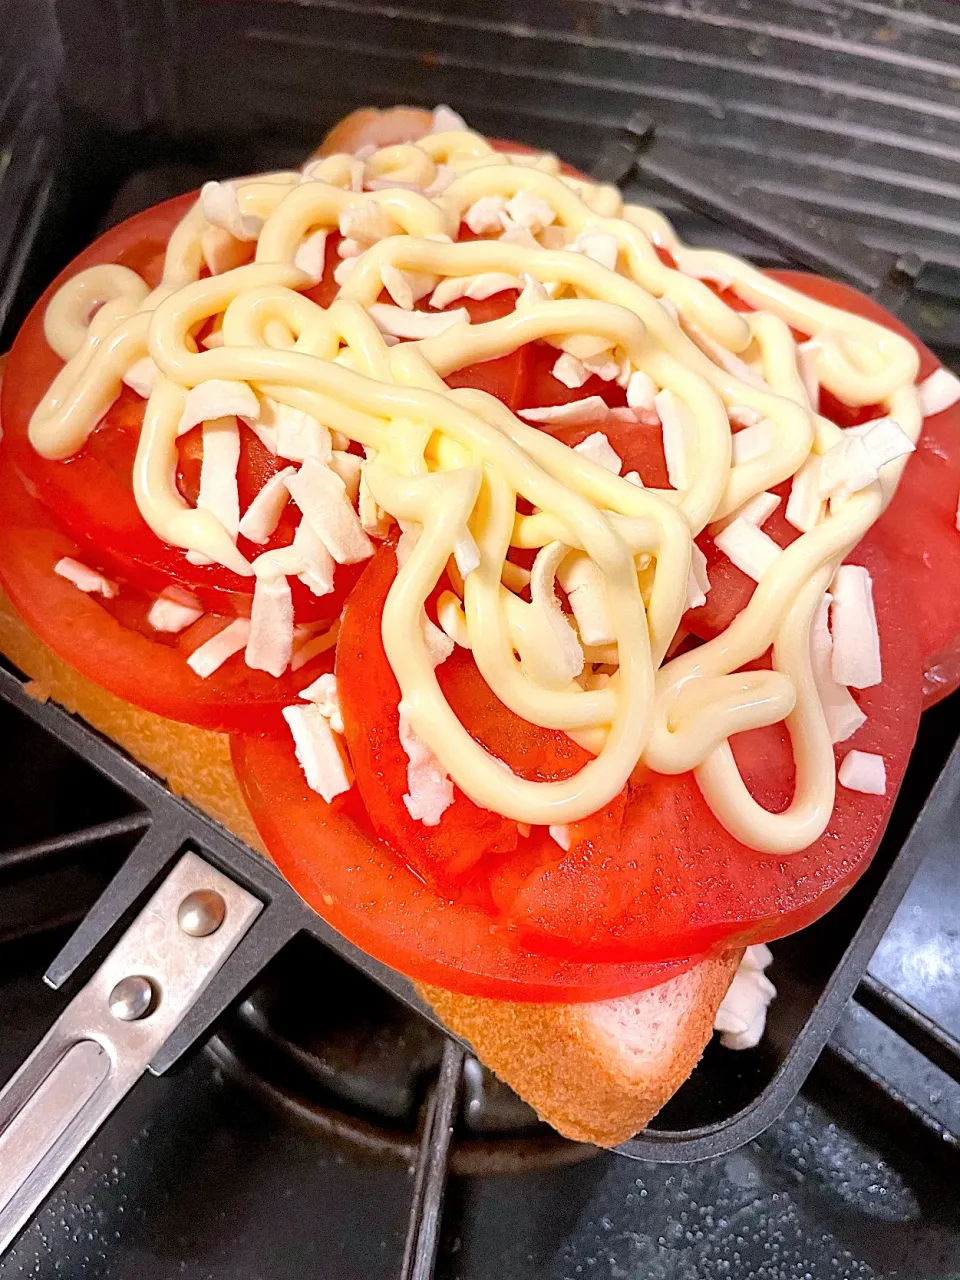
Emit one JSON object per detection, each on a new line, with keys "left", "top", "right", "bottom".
{"left": 548, "top": 824, "right": 572, "bottom": 851}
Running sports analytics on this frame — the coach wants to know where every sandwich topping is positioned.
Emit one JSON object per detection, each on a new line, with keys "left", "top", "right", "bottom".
{"left": 23, "top": 113, "right": 950, "bottom": 856}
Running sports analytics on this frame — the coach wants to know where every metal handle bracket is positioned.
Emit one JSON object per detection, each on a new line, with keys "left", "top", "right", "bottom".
{"left": 0, "top": 851, "right": 261, "bottom": 1255}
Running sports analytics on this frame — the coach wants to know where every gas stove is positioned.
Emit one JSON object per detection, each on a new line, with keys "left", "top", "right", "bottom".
{"left": 3, "top": 0, "right": 960, "bottom": 1275}
{"left": 0, "top": 687, "right": 958, "bottom": 1278}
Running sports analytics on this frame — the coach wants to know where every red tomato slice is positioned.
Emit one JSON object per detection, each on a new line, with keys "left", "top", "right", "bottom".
{"left": 230, "top": 719, "right": 698, "bottom": 1002}
{"left": 241, "top": 534, "right": 918, "bottom": 979}
{"left": 335, "top": 546, "right": 628, "bottom": 890}
{"left": 0, "top": 444, "right": 335, "bottom": 731}
{"left": 684, "top": 270, "right": 960, "bottom": 705}
{"left": 337, "top": 546, "right": 520, "bottom": 883}
{"left": 1, "top": 196, "right": 352, "bottom": 624}
{"left": 495, "top": 541, "right": 921, "bottom": 962}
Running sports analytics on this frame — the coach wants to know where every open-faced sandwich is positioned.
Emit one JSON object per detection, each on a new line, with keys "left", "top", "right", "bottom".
{"left": 2, "top": 103, "right": 959, "bottom": 1147}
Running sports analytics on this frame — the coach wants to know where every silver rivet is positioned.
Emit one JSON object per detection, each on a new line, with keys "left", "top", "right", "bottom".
{"left": 108, "top": 976, "right": 155, "bottom": 1022}
{"left": 177, "top": 888, "right": 226, "bottom": 937}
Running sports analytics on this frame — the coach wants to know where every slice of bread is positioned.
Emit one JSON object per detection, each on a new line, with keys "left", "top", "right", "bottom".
{"left": 0, "top": 588, "right": 737, "bottom": 1146}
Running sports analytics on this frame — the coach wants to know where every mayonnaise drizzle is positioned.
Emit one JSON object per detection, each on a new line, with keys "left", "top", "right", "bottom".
{"left": 32, "top": 123, "right": 922, "bottom": 850}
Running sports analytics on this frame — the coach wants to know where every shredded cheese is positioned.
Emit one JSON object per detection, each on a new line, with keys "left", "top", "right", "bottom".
{"left": 31, "top": 115, "right": 926, "bottom": 851}
{"left": 187, "top": 619, "right": 250, "bottom": 678}
{"left": 283, "top": 703, "right": 353, "bottom": 801}
{"left": 838, "top": 749, "right": 886, "bottom": 795}
{"left": 54, "top": 557, "right": 118, "bottom": 599}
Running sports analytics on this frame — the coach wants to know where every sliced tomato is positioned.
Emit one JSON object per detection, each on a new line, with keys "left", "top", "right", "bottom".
{"left": 337, "top": 546, "right": 520, "bottom": 883}
{"left": 336, "top": 546, "right": 629, "bottom": 889}
{"left": 2, "top": 195, "right": 348, "bottom": 624}
{"left": 494, "top": 541, "right": 921, "bottom": 962}
{"left": 441, "top": 290, "right": 532, "bottom": 411}
{"left": 684, "top": 270, "right": 960, "bottom": 704}
{"left": 0, "top": 445, "right": 335, "bottom": 731}
{"left": 230, "top": 719, "right": 698, "bottom": 1002}
{"left": 240, "top": 535, "right": 919, "bottom": 980}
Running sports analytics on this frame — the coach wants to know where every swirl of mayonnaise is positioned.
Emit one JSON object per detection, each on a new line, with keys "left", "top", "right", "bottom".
{"left": 29, "top": 119, "right": 921, "bottom": 848}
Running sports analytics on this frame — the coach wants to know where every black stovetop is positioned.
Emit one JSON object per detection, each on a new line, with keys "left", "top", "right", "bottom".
{"left": 1, "top": 932, "right": 959, "bottom": 1280}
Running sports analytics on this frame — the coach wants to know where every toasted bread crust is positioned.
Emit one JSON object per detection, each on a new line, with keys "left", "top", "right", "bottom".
{"left": 420, "top": 953, "right": 739, "bottom": 1147}
{"left": 315, "top": 106, "right": 434, "bottom": 159}
{"left": 0, "top": 587, "right": 734, "bottom": 1146}
{"left": 0, "top": 588, "right": 262, "bottom": 850}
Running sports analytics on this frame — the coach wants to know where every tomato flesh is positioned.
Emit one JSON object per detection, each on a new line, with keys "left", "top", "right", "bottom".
{"left": 684, "top": 270, "right": 960, "bottom": 705}
{"left": 493, "top": 541, "right": 920, "bottom": 961}
{"left": 336, "top": 546, "right": 629, "bottom": 891}
{"left": 0, "top": 445, "right": 335, "bottom": 731}
{"left": 230, "top": 720, "right": 697, "bottom": 1002}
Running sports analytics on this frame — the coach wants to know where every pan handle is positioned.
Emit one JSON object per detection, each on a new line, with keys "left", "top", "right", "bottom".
{"left": 0, "top": 849, "right": 261, "bottom": 1255}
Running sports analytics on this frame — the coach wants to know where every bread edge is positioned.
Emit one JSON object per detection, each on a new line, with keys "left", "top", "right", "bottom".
{"left": 0, "top": 587, "right": 735, "bottom": 1147}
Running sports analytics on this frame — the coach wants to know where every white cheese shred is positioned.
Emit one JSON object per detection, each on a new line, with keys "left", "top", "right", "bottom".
{"left": 245, "top": 574, "right": 294, "bottom": 677}
{"left": 298, "top": 671, "right": 344, "bottom": 733}
{"left": 918, "top": 367, "right": 960, "bottom": 417}
{"left": 714, "top": 518, "right": 782, "bottom": 582}
{"left": 238, "top": 466, "right": 297, "bottom": 544}
{"left": 830, "top": 565, "right": 881, "bottom": 689}
{"left": 286, "top": 458, "right": 375, "bottom": 565}
{"left": 283, "top": 703, "right": 353, "bottom": 802}
{"left": 838, "top": 749, "right": 886, "bottom": 795}
{"left": 147, "top": 586, "right": 204, "bottom": 633}
{"left": 54, "top": 557, "right": 118, "bottom": 599}
{"left": 714, "top": 945, "right": 777, "bottom": 1050}
{"left": 399, "top": 705, "right": 454, "bottom": 825}
{"left": 187, "top": 619, "right": 251, "bottom": 679}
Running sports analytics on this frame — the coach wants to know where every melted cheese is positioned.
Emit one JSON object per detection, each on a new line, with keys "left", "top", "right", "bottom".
{"left": 32, "top": 117, "right": 925, "bottom": 850}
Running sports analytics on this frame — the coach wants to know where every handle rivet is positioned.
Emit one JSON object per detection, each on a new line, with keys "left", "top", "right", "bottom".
{"left": 108, "top": 976, "right": 155, "bottom": 1022}
{"left": 177, "top": 889, "right": 226, "bottom": 937}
